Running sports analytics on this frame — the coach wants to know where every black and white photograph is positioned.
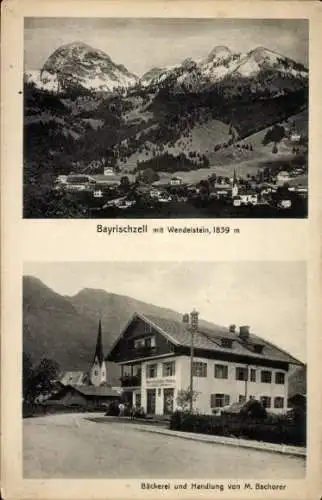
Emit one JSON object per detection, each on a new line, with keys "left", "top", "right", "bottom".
{"left": 23, "top": 262, "right": 306, "bottom": 479}
{"left": 24, "top": 18, "right": 308, "bottom": 219}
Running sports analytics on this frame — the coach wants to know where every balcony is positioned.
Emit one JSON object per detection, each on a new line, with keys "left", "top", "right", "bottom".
{"left": 120, "top": 374, "right": 141, "bottom": 387}
{"left": 129, "top": 346, "right": 157, "bottom": 359}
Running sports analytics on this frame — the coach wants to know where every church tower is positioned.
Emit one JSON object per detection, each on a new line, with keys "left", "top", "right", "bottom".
{"left": 90, "top": 319, "right": 107, "bottom": 387}
{"left": 232, "top": 168, "right": 239, "bottom": 198}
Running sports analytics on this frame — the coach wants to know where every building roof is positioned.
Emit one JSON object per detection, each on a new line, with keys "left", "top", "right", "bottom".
{"left": 93, "top": 174, "right": 136, "bottom": 184}
{"left": 60, "top": 371, "right": 85, "bottom": 386}
{"left": 48, "top": 384, "right": 120, "bottom": 401}
{"left": 115, "top": 312, "right": 302, "bottom": 365}
{"left": 70, "top": 385, "right": 120, "bottom": 398}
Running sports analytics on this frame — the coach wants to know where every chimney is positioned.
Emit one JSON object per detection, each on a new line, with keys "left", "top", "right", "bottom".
{"left": 190, "top": 309, "right": 199, "bottom": 330}
{"left": 239, "top": 325, "right": 250, "bottom": 340}
{"left": 229, "top": 324, "right": 236, "bottom": 333}
{"left": 182, "top": 313, "right": 190, "bottom": 324}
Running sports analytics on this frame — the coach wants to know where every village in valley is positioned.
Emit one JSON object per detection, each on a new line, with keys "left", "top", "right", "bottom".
{"left": 23, "top": 17, "right": 309, "bottom": 219}
{"left": 51, "top": 120, "right": 308, "bottom": 218}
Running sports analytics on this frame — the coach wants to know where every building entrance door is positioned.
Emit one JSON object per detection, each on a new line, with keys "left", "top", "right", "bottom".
{"left": 122, "top": 391, "right": 133, "bottom": 407}
{"left": 163, "top": 388, "right": 174, "bottom": 415}
{"left": 146, "top": 389, "right": 156, "bottom": 414}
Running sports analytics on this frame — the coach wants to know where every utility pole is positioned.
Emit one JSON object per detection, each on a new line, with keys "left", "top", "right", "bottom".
{"left": 244, "top": 364, "right": 249, "bottom": 401}
{"left": 189, "top": 308, "right": 199, "bottom": 413}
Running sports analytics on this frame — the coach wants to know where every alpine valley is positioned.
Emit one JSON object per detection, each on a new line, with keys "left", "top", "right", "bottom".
{"left": 24, "top": 41, "right": 308, "bottom": 217}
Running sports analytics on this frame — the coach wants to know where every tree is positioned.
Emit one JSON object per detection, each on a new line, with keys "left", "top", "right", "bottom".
{"left": 24, "top": 184, "right": 90, "bottom": 219}
{"left": 262, "top": 125, "right": 285, "bottom": 146}
{"left": 138, "top": 168, "right": 160, "bottom": 185}
{"left": 176, "top": 388, "right": 199, "bottom": 413}
{"left": 120, "top": 175, "right": 130, "bottom": 190}
{"left": 23, "top": 352, "right": 34, "bottom": 402}
{"left": 25, "top": 357, "right": 61, "bottom": 402}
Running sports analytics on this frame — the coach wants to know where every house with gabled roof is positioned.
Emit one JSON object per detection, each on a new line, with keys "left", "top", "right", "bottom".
{"left": 107, "top": 311, "right": 303, "bottom": 416}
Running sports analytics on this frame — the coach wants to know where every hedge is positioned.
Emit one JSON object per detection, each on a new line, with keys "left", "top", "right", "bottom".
{"left": 169, "top": 411, "right": 306, "bottom": 446}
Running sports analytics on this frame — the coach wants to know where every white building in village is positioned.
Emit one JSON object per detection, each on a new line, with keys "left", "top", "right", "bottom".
{"left": 107, "top": 311, "right": 302, "bottom": 416}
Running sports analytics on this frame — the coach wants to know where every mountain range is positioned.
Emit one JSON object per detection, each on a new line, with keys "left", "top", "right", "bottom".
{"left": 23, "top": 275, "right": 197, "bottom": 373}
{"left": 23, "top": 275, "right": 306, "bottom": 396}
{"left": 24, "top": 41, "right": 308, "bottom": 208}
{"left": 25, "top": 42, "right": 308, "bottom": 94}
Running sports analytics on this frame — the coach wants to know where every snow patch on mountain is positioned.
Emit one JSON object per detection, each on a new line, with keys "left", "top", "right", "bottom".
{"left": 27, "top": 41, "right": 138, "bottom": 93}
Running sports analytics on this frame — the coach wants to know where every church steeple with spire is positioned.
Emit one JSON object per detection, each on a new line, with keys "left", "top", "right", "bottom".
{"left": 232, "top": 168, "right": 239, "bottom": 198}
{"left": 90, "top": 319, "right": 107, "bottom": 387}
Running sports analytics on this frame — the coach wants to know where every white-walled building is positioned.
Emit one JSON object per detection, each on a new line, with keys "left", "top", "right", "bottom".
{"left": 108, "top": 312, "right": 302, "bottom": 416}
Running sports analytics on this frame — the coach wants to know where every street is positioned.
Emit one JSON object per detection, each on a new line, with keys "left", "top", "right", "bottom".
{"left": 23, "top": 413, "right": 305, "bottom": 479}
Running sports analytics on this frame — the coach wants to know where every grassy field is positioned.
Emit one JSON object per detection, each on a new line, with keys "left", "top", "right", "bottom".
{"left": 119, "top": 109, "right": 308, "bottom": 179}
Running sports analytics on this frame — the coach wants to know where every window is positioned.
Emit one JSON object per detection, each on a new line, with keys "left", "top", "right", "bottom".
{"left": 274, "top": 397, "right": 284, "bottom": 409}
{"left": 236, "top": 367, "right": 248, "bottom": 381}
{"left": 261, "top": 370, "right": 272, "bottom": 383}
{"left": 162, "top": 361, "right": 175, "bottom": 377}
{"left": 260, "top": 396, "right": 271, "bottom": 408}
{"left": 134, "top": 336, "right": 156, "bottom": 350}
{"left": 146, "top": 364, "right": 158, "bottom": 378}
{"left": 150, "top": 336, "right": 156, "bottom": 347}
{"left": 250, "top": 369, "right": 256, "bottom": 382}
{"left": 221, "top": 338, "right": 233, "bottom": 348}
{"left": 239, "top": 395, "right": 246, "bottom": 403}
{"left": 210, "top": 394, "right": 230, "bottom": 408}
{"left": 134, "top": 338, "right": 145, "bottom": 349}
{"left": 214, "top": 364, "right": 228, "bottom": 379}
{"left": 144, "top": 323, "right": 152, "bottom": 334}
{"left": 145, "top": 336, "right": 156, "bottom": 348}
{"left": 249, "top": 395, "right": 255, "bottom": 400}
{"left": 253, "top": 344, "right": 264, "bottom": 353}
{"left": 275, "top": 372, "right": 285, "bottom": 385}
{"left": 94, "top": 370, "right": 98, "bottom": 376}
{"left": 192, "top": 362, "right": 207, "bottom": 377}
{"left": 133, "top": 365, "right": 141, "bottom": 377}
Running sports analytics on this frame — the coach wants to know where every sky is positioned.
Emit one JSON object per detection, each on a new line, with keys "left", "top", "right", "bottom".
{"left": 24, "top": 261, "right": 307, "bottom": 362}
{"left": 24, "top": 18, "right": 308, "bottom": 76}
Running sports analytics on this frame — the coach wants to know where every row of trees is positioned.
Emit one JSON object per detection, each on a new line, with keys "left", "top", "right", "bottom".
{"left": 135, "top": 152, "right": 209, "bottom": 174}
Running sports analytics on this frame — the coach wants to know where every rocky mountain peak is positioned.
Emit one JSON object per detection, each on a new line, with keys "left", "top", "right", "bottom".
{"left": 206, "top": 45, "right": 232, "bottom": 62}
{"left": 39, "top": 41, "right": 138, "bottom": 92}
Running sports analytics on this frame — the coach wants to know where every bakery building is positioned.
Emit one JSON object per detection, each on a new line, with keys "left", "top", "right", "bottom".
{"left": 107, "top": 311, "right": 302, "bottom": 415}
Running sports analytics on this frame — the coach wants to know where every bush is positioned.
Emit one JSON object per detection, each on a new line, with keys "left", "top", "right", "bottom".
{"left": 169, "top": 411, "right": 306, "bottom": 446}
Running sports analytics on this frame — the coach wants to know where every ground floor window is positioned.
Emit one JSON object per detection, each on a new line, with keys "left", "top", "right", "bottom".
{"left": 238, "top": 395, "right": 246, "bottom": 403}
{"left": 210, "top": 393, "right": 230, "bottom": 408}
{"left": 274, "top": 396, "right": 284, "bottom": 409}
{"left": 260, "top": 396, "right": 271, "bottom": 408}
